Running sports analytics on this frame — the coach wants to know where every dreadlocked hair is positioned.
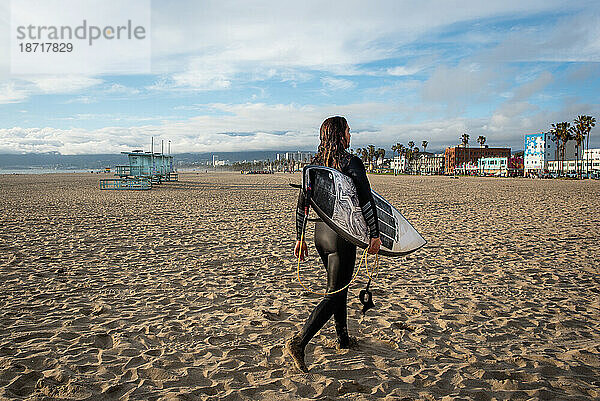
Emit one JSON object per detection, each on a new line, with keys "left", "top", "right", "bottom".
{"left": 311, "top": 116, "right": 351, "bottom": 170}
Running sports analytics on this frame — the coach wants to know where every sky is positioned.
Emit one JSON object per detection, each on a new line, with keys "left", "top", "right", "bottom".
{"left": 0, "top": 0, "right": 599, "bottom": 155}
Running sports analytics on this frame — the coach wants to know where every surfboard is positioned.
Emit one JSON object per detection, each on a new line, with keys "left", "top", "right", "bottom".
{"left": 302, "top": 165, "right": 426, "bottom": 257}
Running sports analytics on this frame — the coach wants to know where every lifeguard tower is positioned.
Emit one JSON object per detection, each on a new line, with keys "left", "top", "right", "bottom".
{"left": 100, "top": 138, "right": 178, "bottom": 190}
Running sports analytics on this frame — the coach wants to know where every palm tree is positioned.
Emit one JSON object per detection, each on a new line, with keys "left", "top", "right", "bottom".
{"left": 585, "top": 116, "right": 596, "bottom": 176}
{"left": 562, "top": 122, "right": 573, "bottom": 176}
{"left": 421, "top": 140, "right": 428, "bottom": 153}
{"left": 460, "top": 134, "right": 470, "bottom": 173}
{"left": 413, "top": 147, "right": 421, "bottom": 173}
{"left": 377, "top": 148, "right": 386, "bottom": 168}
{"left": 549, "top": 127, "right": 561, "bottom": 175}
{"left": 571, "top": 119, "right": 586, "bottom": 178}
{"left": 406, "top": 141, "right": 415, "bottom": 173}
{"left": 574, "top": 115, "right": 596, "bottom": 176}
{"left": 461, "top": 133, "right": 469, "bottom": 147}
{"left": 397, "top": 143, "right": 405, "bottom": 174}
{"left": 476, "top": 136, "right": 486, "bottom": 174}
{"left": 357, "top": 148, "right": 366, "bottom": 163}
{"left": 552, "top": 122, "right": 572, "bottom": 176}
{"left": 367, "top": 144, "right": 376, "bottom": 171}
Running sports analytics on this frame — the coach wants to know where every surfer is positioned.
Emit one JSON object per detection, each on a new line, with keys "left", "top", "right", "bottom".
{"left": 287, "top": 116, "right": 381, "bottom": 372}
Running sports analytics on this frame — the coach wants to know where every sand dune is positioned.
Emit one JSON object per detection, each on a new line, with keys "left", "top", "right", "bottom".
{"left": 0, "top": 172, "right": 599, "bottom": 400}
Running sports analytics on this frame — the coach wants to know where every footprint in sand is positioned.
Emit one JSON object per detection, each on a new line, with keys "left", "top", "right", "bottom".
{"left": 7, "top": 371, "right": 42, "bottom": 398}
{"left": 93, "top": 333, "right": 113, "bottom": 349}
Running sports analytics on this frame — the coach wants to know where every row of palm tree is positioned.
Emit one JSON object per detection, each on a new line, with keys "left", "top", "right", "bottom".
{"left": 352, "top": 145, "right": 386, "bottom": 171}
{"left": 386, "top": 140, "right": 432, "bottom": 174}
{"left": 456, "top": 133, "right": 488, "bottom": 147}
{"left": 550, "top": 115, "right": 596, "bottom": 177}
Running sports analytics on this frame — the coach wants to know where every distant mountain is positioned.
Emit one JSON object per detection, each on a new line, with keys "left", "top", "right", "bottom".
{"left": 0, "top": 151, "right": 314, "bottom": 169}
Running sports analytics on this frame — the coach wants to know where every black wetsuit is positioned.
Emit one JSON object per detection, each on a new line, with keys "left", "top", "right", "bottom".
{"left": 295, "top": 155, "right": 379, "bottom": 348}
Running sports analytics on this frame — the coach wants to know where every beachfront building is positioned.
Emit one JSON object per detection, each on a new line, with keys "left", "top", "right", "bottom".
{"left": 281, "top": 151, "right": 313, "bottom": 163}
{"left": 405, "top": 152, "right": 445, "bottom": 174}
{"left": 524, "top": 132, "right": 577, "bottom": 176}
{"left": 416, "top": 153, "right": 445, "bottom": 174}
{"left": 547, "top": 150, "right": 594, "bottom": 176}
{"left": 547, "top": 160, "right": 574, "bottom": 175}
{"left": 477, "top": 156, "right": 522, "bottom": 176}
{"left": 445, "top": 145, "right": 510, "bottom": 175}
{"left": 454, "top": 161, "right": 479, "bottom": 175}
{"left": 508, "top": 155, "right": 524, "bottom": 176}
{"left": 391, "top": 154, "right": 408, "bottom": 174}
{"left": 478, "top": 157, "right": 508, "bottom": 176}
{"left": 583, "top": 148, "right": 600, "bottom": 174}
{"left": 275, "top": 151, "right": 314, "bottom": 171}
{"left": 390, "top": 152, "right": 444, "bottom": 174}
{"left": 524, "top": 132, "right": 556, "bottom": 176}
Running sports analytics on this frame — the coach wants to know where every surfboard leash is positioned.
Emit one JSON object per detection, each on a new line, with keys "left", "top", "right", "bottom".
{"left": 296, "top": 214, "right": 380, "bottom": 297}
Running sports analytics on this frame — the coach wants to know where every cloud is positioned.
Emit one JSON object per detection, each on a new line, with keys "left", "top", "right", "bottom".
{"left": 1, "top": 0, "right": 598, "bottom": 157}
{"left": 483, "top": 12, "right": 600, "bottom": 63}
{"left": 104, "top": 84, "right": 140, "bottom": 96}
{"left": 64, "top": 96, "right": 96, "bottom": 104}
{"left": 0, "top": 82, "right": 28, "bottom": 104}
{"left": 28, "top": 76, "right": 103, "bottom": 94}
{"left": 421, "top": 62, "right": 500, "bottom": 104}
{"left": 566, "top": 63, "right": 600, "bottom": 83}
{"left": 146, "top": 0, "right": 581, "bottom": 89}
{"left": 3, "top": 97, "right": 597, "bottom": 156}
{"left": 320, "top": 77, "right": 356, "bottom": 91}
{"left": 387, "top": 65, "right": 421, "bottom": 76}
{"left": 0, "top": 75, "right": 103, "bottom": 103}
{"left": 171, "top": 71, "right": 232, "bottom": 91}
{"left": 511, "top": 71, "right": 553, "bottom": 101}
{"left": 0, "top": 102, "right": 398, "bottom": 154}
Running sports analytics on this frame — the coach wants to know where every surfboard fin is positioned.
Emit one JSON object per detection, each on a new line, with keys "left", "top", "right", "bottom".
{"left": 359, "top": 278, "right": 375, "bottom": 315}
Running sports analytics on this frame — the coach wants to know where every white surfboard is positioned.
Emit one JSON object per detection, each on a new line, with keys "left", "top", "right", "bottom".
{"left": 303, "top": 165, "right": 426, "bottom": 257}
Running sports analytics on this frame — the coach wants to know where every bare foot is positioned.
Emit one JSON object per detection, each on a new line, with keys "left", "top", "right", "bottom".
{"left": 285, "top": 336, "right": 308, "bottom": 373}
{"left": 338, "top": 335, "right": 359, "bottom": 350}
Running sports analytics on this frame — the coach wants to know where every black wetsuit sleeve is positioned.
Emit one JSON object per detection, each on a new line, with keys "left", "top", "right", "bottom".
{"left": 344, "top": 157, "right": 380, "bottom": 238}
{"left": 296, "top": 189, "right": 307, "bottom": 240}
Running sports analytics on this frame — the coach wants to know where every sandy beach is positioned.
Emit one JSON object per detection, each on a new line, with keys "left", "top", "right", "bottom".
{"left": 1, "top": 171, "right": 599, "bottom": 400}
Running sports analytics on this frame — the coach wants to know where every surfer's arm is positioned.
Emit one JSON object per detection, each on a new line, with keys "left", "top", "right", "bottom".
{"left": 296, "top": 189, "right": 308, "bottom": 240}
{"left": 346, "top": 157, "right": 380, "bottom": 238}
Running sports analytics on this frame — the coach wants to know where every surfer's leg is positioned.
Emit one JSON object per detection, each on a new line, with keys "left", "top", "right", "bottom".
{"left": 297, "top": 251, "right": 350, "bottom": 348}
{"left": 331, "top": 237, "right": 356, "bottom": 347}
{"left": 296, "top": 222, "right": 346, "bottom": 349}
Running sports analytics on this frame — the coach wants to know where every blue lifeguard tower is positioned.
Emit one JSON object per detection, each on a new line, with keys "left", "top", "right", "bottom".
{"left": 100, "top": 139, "right": 178, "bottom": 190}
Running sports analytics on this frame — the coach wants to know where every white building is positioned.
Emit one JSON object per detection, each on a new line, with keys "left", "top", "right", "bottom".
{"left": 415, "top": 153, "right": 445, "bottom": 174}
{"left": 282, "top": 151, "right": 312, "bottom": 163}
{"left": 584, "top": 148, "right": 600, "bottom": 173}
{"left": 548, "top": 148, "right": 600, "bottom": 175}
{"left": 524, "top": 132, "right": 575, "bottom": 176}
{"left": 478, "top": 157, "right": 508, "bottom": 176}
{"left": 390, "top": 155, "right": 408, "bottom": 174}
{"left": 524, "top": 132, "right": 555, "bottom": 176}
